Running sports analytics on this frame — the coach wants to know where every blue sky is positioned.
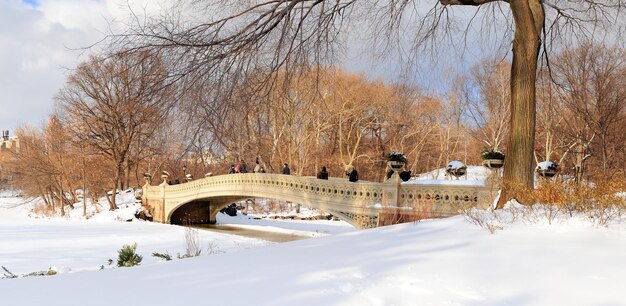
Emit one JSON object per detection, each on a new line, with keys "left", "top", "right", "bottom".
{"left": 22, "top": 0, "right": 37, "bottom": 6}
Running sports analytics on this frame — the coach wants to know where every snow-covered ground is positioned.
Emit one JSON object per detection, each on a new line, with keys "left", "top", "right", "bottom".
{"left": 404, "top": 165, "right": 492, "bottom": 186}
{"left": 2, "top": 178, "right": 626, "bottom": 305}
{"left": 0, "top": 191, "right": 353, "bottom": 275}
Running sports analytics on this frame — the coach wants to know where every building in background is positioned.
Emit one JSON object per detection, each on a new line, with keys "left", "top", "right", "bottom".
{"left": 0, "top": 130, "right": 19, "bottom": 190}
{"left": 0, "top": 130, "right": 19, "bottom": 154}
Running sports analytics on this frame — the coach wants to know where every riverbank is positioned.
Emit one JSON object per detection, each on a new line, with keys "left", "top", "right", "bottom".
{"left": 0, "top": 191, "right": 353, "bottom": 275}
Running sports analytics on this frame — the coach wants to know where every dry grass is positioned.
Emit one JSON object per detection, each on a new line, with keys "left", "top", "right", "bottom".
{"left": 31, "top": 202, "right": 57, "bottom": 217}
{"left": 500, "top": 177, "right": 626, "bottom": 226}
{"left": 180, "top": 220, "right": 202, "bottom": 258}
{"left": 378, "top": 202, "right": 446, "bottom": 227}
{"left": 463, "top": 208, "right": 503, "bottom": 234}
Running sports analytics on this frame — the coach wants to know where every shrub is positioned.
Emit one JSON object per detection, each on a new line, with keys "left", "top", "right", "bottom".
{"left": 46, "top": 267, "right": 57, "bottom": 276}
{"left": 501, "top": 177, "right": 626, "bottom": 226}
{"left": 152, "top": 252, "right": 172, "bottom": 261}
{"left": 117, "top": 243, "right": 143, "bottom": 267}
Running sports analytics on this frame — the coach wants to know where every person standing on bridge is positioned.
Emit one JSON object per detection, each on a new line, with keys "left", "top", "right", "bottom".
{"left": 282, "top": 163, "right": 290, "bottom": 175}
{"left": 237, "top": 159, "right": 248, "bottom": 173}
{"left": 254, "top": 161, "right": 261, "bottom": 173}
{"left": 346, "top": 165, "right": 359, "bottom": 182}
{"left": 317, "top": 166, "right": 329, "bottom": 180}
{"left": 228, "top": 164, "right": 236, "bottom": 174}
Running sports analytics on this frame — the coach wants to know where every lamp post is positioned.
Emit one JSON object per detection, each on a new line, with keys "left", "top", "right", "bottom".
{"left": 161, "top": 171, "right": 169, "bottom": 184}
{"left": 181, "top": 165, "right": 192, "bottom": 182}
{"left": 143, "top": 172, "right": 152, "bottom": 184}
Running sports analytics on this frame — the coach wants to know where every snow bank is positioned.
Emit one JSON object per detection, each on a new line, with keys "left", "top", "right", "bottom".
{"left": 403, "top": 165, "right": 490, "bottom": 186}
{"left": 2, "top": 210, "right": 626, "bottom": 306}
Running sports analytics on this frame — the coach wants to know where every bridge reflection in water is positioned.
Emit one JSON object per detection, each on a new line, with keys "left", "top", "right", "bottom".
{"left": 142, "top": 173, "right": 496, "bottom": 229}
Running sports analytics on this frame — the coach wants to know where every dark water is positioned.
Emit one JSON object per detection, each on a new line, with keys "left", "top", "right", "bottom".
{"left": 192, "top": 224, "right": 309, "bottom": 243}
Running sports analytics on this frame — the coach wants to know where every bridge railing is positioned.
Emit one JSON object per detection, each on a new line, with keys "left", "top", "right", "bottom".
{"left": 148, "top": 173, "right": 386, "bottom": 205}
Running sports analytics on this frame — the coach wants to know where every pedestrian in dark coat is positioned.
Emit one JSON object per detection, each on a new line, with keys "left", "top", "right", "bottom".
{"left": 399, "top": 170, "right": 412, "bottom": 181}
{"left": 228, "top": 165, "right": 236, "bottom": 174}
{"left": 240, "top": 160, "right": 248, "bottom": 173}
{"left": 317, "top": 166, "right": 329, "bottom": 180}
{"left": 282, "top": 163, "right": 291, "bottom": 175}
{"left": 237, "top": 159, "right": 248, "bottom": 173}
{"left": 345, "top": 165, "right": 358, "bottom": 182}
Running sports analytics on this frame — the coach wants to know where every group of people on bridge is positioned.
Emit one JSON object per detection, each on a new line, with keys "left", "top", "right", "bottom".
{"left": 226, "top": 160, "right": 359, "bottom": 183}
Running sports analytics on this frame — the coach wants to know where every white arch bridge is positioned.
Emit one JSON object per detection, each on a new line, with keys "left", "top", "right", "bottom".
{"left": 142, "top": 173, "right": 496, "bottom": 229}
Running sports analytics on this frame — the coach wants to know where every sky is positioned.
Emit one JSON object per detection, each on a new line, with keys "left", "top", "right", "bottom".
{"left": 0, "top": 0, "right": 174, "bottom": 132}
{"left": 0, "top": 0, "right": 494, "bottom": 134}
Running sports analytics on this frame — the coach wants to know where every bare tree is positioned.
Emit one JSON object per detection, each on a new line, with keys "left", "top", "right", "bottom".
{"left": 9, "top": 119, "right": 84, "bottom": 216}
{"left": 550, "top": 43, "right": 626, "bottom": 178}
{"left": 465, "top": 58, "right": 510, "bottom": 152}
{"left": 56, "top": 52, "right": 174, "bottom": 210}
{"left": 108, "top": 0, "right": 626, "bottom": 207}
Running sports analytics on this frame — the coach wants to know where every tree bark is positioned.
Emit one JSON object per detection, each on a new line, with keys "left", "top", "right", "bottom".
{"left": 496, "top": 0, "right": 544, "bottom": 209}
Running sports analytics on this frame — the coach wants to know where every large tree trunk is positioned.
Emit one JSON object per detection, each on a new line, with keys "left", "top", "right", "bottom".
{"left": 497, "top": 0, "right": 544, "bottom": 209}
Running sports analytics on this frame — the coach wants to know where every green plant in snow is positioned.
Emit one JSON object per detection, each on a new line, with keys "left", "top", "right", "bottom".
{"left": 152, "top": 252, "right": 172, "bottom": 261}
{"left": 117, "top": 243, "right": 143, "bottom": 267}
{"left": 46, "top": 268, "right": 57, "bottom": 276}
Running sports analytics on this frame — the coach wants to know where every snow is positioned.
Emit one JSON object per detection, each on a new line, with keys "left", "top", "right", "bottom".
{"left": 2, "top": 186, "right": 626, "bottom": 305}
{"left": 447, "top": 160, "right": 466, "bottom": 169}
{"left": 403, "top": 165, "right": 490, "bottom": 186}
{"left": 537, "top": 161, "right": 557, "bottom": 170}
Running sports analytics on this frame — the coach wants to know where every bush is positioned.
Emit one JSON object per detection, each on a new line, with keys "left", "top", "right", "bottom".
{"left": 117, "top": 243, "right": 143, "bottom": 267}
{"left": 502, "top": 177, "right": 626, "bottom": 226}
{"left": 46, "top": 267, "right": 57, "bottom": 276}
{"left": 152, "top": 252, "right": 172, "bottom": 261}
